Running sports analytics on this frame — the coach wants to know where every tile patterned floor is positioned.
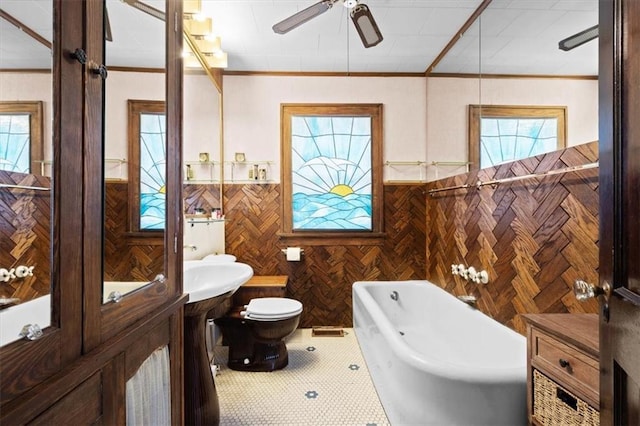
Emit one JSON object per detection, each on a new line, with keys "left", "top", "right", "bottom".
{"left": 212, "top": 328, "right": 390, "bottom": 426}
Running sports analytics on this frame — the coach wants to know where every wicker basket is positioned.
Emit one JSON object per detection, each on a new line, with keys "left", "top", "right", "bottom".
{"left": 533, "top": 369, "right": 599, "bottom": 426}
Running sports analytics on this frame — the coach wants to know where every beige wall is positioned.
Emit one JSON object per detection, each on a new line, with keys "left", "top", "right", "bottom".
{"left": 222, "top": 75, "right": 428, "bottom": 182}
{"left": 2, "top": 72, "right": 598, "bottom": 183}
{"left": 104, "top": 71, "right": 220, "bottom": 180}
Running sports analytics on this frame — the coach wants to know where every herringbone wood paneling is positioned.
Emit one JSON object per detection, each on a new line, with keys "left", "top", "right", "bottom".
{"left": 104, "top": 182, "right": 164, "bottom": 281}
{"left": 183, "top": 184, "right": 221, "bottom": 213}
{"left": 426, "top": 142, "right": 600, "bottom": 334}
{"left": 0, "top": 171, "right": 51, "bottom": 302}
{"left": 222, "top": 183, "right": 426, "bottom": 328}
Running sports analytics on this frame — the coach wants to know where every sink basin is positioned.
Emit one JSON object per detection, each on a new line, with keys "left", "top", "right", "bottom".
{"left": 183, "top": 261, "right": 253, "bottom": 304}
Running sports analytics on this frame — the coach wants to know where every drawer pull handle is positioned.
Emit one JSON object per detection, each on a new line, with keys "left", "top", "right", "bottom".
{"left": 559, "top": 358, "right": 570, "bottom": 368}
{"left": 556, "top": 388, "right": 578, "bottom": 410}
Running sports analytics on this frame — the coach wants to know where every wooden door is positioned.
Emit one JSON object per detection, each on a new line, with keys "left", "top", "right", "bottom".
{"left": 599, "top": 0, "right": 640, "bottom": 424}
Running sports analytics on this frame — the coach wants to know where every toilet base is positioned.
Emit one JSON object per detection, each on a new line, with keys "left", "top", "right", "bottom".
{"left": 227, "top": 340, "right": 289, "bottom": 371}
{"left": 215, "top": 310, "right": 300, "bottom": 372}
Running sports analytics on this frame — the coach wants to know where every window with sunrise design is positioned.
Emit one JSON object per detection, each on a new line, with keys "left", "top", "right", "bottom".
{"left": 280, "top": 104, "right": 384, "bottom": 241}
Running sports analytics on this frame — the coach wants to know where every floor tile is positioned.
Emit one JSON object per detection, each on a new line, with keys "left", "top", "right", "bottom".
{"left": 213, "top": 328, "right": 390, "bottom": 426}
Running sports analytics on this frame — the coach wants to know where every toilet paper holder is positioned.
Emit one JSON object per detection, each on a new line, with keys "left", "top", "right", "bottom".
{"left": 280, "top": 248, "right": 305, "bottom": 255}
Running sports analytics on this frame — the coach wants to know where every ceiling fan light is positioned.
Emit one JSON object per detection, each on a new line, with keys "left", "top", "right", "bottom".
{"left": 350, "top": 4, "right": 383, "bottom": 48}
{"left": 559, "top": 25, "right": 598, "bottom": 51}
{"left": 273, "top": 0, "right": 335, "bottom": 34}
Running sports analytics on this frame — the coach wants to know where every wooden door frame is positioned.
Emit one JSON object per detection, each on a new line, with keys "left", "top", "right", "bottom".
{"left": 598, "top": 0, "right": 640, "bottom": 424}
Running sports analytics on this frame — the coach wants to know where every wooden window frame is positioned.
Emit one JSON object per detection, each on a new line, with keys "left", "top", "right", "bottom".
{"left": 127, "top": 99, "right": 165, "bottom": 235}
{"left": 280, "top": 103, "right": 384, "bottom": 246}
{"left": 468, "top": 105, "right": 567, "bottom": 171}
{"left": 0, "top": 101, "right": 44, "bottom": 175}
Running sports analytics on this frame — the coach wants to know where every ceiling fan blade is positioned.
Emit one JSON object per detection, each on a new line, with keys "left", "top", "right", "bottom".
{"left": 558, "top": 25, "right": 598, "bottom": 51}
{"left": 350, "top": 3, "right": 383, "bottom": 48}
{"left": 272, "top": 0, "right": 336, "bottom": 35}
{"left": 105, "top": 6, "right": 113, "bottom": 42}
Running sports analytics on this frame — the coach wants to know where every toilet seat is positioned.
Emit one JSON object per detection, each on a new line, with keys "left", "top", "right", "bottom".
{"left": 241, "top": 297, "right": 303, "bottom": 321}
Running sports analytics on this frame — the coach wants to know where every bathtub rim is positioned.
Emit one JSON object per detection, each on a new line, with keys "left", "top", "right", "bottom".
{"left": 353, "top": 279, "right": 527, "bottom": 385}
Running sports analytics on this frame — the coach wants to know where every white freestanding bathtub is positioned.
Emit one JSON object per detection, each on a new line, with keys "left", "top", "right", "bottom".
{"left": 353, "top": 280, "right": 527, "bottom": 426}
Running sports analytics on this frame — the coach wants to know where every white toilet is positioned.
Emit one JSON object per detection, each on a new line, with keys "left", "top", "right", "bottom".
{"left": 241, "top": 297, "right": 303, "bottom": 320}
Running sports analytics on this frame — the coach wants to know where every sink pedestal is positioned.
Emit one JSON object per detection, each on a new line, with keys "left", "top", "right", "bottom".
{"left": 184, "top": 293, "right": 233, "bottom": 426}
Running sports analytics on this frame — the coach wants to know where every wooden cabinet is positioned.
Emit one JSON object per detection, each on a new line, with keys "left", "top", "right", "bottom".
{"left": 0, "top": 1, "right": 186, "bottom": 424}
{"left": 523, "top": 314, "right": 599, "bottom": 426}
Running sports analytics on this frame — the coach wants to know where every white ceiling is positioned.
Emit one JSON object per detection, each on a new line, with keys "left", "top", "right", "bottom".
{"left": 0, "top": 0, "right": 598, "bottom": 75}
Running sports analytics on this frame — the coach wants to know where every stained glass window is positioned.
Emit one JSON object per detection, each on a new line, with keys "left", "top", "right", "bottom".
{"left": 468, "top": 105, "right": 566, "bottom": 170}
{"left": 480, "top": 117, "right": 559, "bottom": 167}
{"left": 281, "top": 104, "right": 383, "bottom": 238}
{"left": 128, "top": 100, "right": 166, "bottom": 232}
{"left": 0, "top": 102, "right": 44, "bottom": 175}
{"left": 291, "top": 116, "right": 372, "bottom": 230}
{"left": 139, "top": 113, "right": 166, "bottom": 230}
{"left": 0, "top": 114, "right": 30, "bottom": 173}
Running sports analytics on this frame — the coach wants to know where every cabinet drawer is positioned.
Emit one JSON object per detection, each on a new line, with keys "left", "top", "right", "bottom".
{"left": 532, "top": 369, "right": 599, "bottom": 426}
{"left": 531, "top": 329, "right": 599, "bottom": 406}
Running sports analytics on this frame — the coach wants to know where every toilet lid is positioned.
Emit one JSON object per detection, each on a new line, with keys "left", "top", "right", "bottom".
{"left": 243, "top": 297, "right": 303, "bottom": 318}
{"left": 242, "top": 309, "right": 303, "bottom": 321}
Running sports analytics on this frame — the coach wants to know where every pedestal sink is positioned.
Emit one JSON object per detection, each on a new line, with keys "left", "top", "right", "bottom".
{"left": 183, "top": 261, "right": 253, "bottom": 426}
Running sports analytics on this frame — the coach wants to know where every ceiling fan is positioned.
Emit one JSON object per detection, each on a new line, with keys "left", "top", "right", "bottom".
{"left": 272, "top": 0, "right": 383, "bottom": 48}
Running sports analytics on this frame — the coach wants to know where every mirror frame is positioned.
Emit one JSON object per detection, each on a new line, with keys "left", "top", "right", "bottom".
{"left": 84, "top": 0, "right": 183, "bottom": 350}
{"left": 0, "top": 0, "right": 85, "bottom": 403}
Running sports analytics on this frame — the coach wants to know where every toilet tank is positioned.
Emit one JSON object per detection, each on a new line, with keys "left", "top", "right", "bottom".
{"left": 232, "top": 275, "right": 288, "bottom": 306}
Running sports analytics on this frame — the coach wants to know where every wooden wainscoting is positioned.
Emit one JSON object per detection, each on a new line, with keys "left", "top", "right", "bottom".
{"left": 104, "top": 181, "right": 164, "bottom": 282}
{"left": 223, "top": 183, "right": 427, "bottom": 327}
{"left": 426, "top": 142, "right": 600, "bottom": 334}
{"left": 0, "top": 171, "right": 51, "bottom": 301}
{"left": 183, "top": 183, "right": 221, "bottom": 214}
{"left": 113, "top": 181, "right": 426, "bottom": 327}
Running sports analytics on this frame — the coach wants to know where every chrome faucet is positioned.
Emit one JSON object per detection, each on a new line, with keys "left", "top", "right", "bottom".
{"left": 183, "top": 244, "right": 197, "bottom": 251}
{"left": 457, "top": 295, "right": 477, "bottom": 306}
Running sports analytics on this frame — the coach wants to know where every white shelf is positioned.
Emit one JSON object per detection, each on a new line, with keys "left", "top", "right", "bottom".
{"left": 185, "top": 160, "right": 222, "bottom": 182}
{"left": 185, "top": 160, "right": 221, "bottom": 166}
{"left": 185, "top": 217, "right": 225, "bottom": 225}
{"left": 183, "top": 179, "right": 221, "bottom": 184}
{"left": 227, "top": 160, "right": 274, "bottom": 182}
{"left": 229, "top": 179, "right": 275, "bottom": 184}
